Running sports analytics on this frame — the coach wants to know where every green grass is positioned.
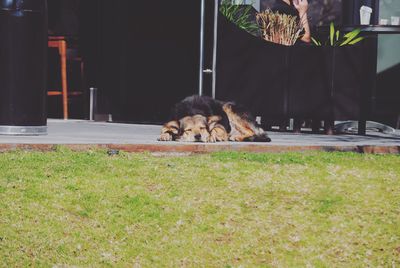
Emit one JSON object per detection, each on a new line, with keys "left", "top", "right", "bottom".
{"left": 0, "top": 149, "right": 399, "bottom": 267}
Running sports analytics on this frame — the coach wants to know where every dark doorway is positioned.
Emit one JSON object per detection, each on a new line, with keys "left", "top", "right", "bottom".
{"left": 91, "top": 0, "right": 202, "bottom": 124}
{"left": 47, "top": 0, "right": 203, "bottom": 123}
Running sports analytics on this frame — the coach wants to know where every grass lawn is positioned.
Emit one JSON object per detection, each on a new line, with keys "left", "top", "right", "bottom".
{"left": 0, "top": 149, "right": 399, "bottom": 267}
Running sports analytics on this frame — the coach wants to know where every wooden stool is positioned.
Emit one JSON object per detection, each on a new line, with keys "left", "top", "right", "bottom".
{"left": 48, "top": 36, "right": 84, "bottom": 120}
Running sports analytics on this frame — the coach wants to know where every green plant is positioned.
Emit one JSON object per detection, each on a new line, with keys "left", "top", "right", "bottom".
{"left": 256, "top": 9, "right": 303, "bottom": 46}
{"left": 311, "top": 22, "right": 365, "bottom": 46}
{"left": 220, "top": 0, "right": 259, "bottom": 36}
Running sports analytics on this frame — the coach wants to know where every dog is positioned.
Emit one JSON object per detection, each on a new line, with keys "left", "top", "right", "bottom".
{"left": 159, "top": 95, "right": 271, "bottom": 143}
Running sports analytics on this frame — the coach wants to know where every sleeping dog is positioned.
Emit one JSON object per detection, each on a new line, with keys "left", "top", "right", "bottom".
{"left": 159, "top": 95, "right": 271, "bottom": 143}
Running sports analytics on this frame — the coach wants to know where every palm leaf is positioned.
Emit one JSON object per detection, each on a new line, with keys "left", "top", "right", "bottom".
{"left": 348, "top": 36, "right": 365, "bottom": 45}
{"left": 343, "top": 29, "right": 360, "bottom": 39}
{"left": 311, "top": 37, "right": 321, "bottom": 46}
{"left": 330, "top": 22, "right": 335, "bottom": 46}
{"left": 340, "top": 29, "right": 362, "bottom": 46}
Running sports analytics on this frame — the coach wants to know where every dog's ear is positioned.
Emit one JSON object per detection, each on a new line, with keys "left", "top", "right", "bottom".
{"left": 159, "top": 120, "right": 180, "bottom": 141}
{"left": 162, "top": 120, "right": 180, "bottom": 136}
{"left": 208, "top": 116, "right": 222, "bottom": 130}
{"left": 208, "top": 116, "right": 222, "bottom": 124}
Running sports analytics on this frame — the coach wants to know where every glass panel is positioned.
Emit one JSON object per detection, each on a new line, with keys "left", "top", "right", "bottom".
{"left": 378, "top": 0, "right": 400, "bottom": 73}
{"left": 379, "top": 0, "right": 400, "bottom": 25}
{"left": 377, "top": 0, "right": 400, "bottom": 73}
{"left": 232, "top": 0, "right": 261, "bottom": 10}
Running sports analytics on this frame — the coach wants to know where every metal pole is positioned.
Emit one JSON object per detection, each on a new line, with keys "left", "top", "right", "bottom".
{"left": 212, "top": 0, "right": 219, "bottom": 99}
{"left": 199, "top": 0, "right": 205, "bottom": 96}
{"left": 89, "top": 87, "right": 97, "bottom": 121}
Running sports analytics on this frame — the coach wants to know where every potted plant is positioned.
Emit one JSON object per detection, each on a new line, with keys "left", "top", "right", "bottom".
{"left": 216, "top": 8, "right": 375, "bottom": 133}
{"left": 216, "top": 7, "right": 328, "bottom": 123}
{"left": 312, "top": 23, "right": 372, "bottom": 125}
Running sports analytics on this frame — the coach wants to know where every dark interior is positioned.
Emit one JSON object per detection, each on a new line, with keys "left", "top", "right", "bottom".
{"left": 47, "top": 0, "right": 202, "bottom": 123}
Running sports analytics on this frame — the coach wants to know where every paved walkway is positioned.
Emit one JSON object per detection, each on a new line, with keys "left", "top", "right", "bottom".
{"left": 0, "top": 120, "right": 399, "bottom": 153}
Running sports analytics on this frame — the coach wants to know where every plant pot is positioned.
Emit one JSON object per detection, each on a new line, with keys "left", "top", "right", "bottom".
{"left": 287, "top": 45, "right": 330, "bottom": 119}
{"left": 322, "top": 45, "right": 365, "bottom": 121}
{"left": 216, "top": 14, "right": 288, "bottom": 120}
{"left": 216, "top": 15, "right": 372, "bottom": 126}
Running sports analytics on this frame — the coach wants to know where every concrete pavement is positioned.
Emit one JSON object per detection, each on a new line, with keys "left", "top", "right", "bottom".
{"left": 0, "top": 120, "right": 399, "bottom": 154}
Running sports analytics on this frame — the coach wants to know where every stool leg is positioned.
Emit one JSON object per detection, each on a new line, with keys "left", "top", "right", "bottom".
{"left": 60, "top": 41, "right": 69, "bottom": 120}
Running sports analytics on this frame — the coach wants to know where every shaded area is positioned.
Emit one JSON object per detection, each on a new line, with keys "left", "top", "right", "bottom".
{"left": 46, "top": 0, "right": 202, "bottom": 123}
{"left": 374, "top": 63, "right": 400, "bottom": 128}
{"left": 83, "top": 0, "right": 201, "bottom": 124}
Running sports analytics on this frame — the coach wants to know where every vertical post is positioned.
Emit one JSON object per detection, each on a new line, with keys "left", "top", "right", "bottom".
{"left": 199, "top": 0, "right": 206, "bottom": 96}
{"left": 372, "top": 0, "right": 380, "bottom": 24}
{"left": 212, "top": 0, "right": 219, "bottom": 99}
{"left": 89, "top": 87, "right": 97, "bottom": 121}
{"left": 359, "top": 36, "right": 378, "bottom": 136}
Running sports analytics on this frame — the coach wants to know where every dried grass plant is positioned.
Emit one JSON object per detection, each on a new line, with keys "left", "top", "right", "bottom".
{"left": 256, "top": 9, "right": 304, "bottom": 46}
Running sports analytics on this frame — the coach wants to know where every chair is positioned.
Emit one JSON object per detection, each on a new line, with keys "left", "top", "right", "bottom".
{"left": 48, "top": 36, "right": 84, "bottom": 120}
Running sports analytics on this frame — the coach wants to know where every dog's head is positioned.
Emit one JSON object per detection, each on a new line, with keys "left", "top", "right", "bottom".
{"left": 178, "top": 115, "right": 210, "bottom": 142}
{"left": 161, "top": 115, "right": 225, "bottom": 142}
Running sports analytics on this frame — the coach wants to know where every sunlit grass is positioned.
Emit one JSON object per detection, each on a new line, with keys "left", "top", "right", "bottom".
{"left": 0, "top": 149, "right": 399, "bottom": 267}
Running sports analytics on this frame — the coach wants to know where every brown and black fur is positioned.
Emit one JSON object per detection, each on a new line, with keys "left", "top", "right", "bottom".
{"left": 159, "top": 95, "right": 271, "bottom": 143}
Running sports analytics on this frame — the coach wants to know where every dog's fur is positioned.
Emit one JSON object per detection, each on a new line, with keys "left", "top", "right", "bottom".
{"left": 159, "top": 95, "right": 271, "bottom": 143}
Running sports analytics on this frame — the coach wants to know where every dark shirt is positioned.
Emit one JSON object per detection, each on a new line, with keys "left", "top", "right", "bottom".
{"left": 271, "top": 0, "right": 299, "bottom": 17}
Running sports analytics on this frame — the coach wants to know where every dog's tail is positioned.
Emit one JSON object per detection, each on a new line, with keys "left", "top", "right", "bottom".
{"left": 244, "top": 128, "right": 272, "bottom": 143}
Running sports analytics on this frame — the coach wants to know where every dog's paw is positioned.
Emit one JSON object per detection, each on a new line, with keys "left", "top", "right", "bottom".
{"left": 210, "top": 133, "right": 227, "bottom": 142}
{"left": 229, "top": 135, "right": 242, "bottom": 142}
{"left": 207, "top": 135, "right": 217, "bottom": 143}
{"left": 210, "top": 126, "right": 229, "bottom": 142}
{"left": 158, "top": 133, "right": 173, "bottom": 142}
